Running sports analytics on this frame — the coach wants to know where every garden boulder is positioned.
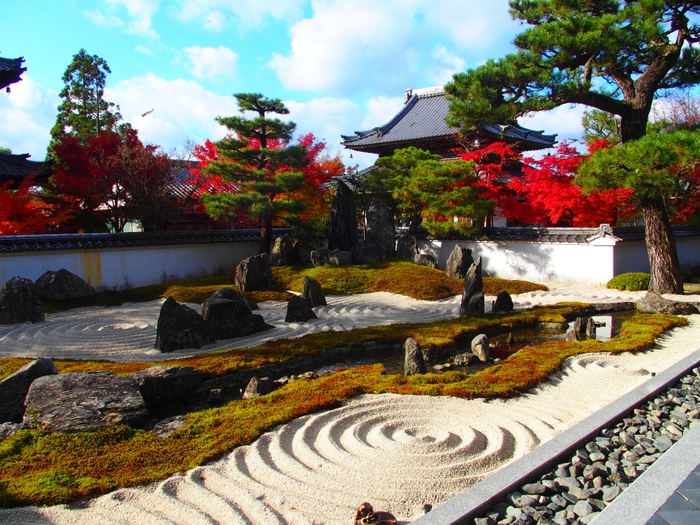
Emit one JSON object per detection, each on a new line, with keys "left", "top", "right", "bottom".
{"left": 445, "top": 245, "right": 474, "bottom": 279}
{"left": 404, "top": 337, "right": 427, "bottom": 376}
{"left": 235, "top": 253, "right": 272, "bottom": 291}
{"left": 0, "top": 358, "right": 57, "bottom": 423}
{"left": 202, "top": 288, "right": 270, "bottom": 339}
{"left": 636, "top": 293, "right": 700, "bottom": 315}
{"left": 396, "top": 234, "right": 418, "bottom": 261}
{"left": 24, "top": 371, "right": 149, "bottom": 433}
{"left": 285, "top": 296, "right": 318, "bottom": 323}
{"left": 302, "top": 276, "right": 326, "bottom": 307}
{"left": 131, "top": 366, "right": 204, "bottom": 410}
{"left": 270, "top": 234, "right": 295, "bottom": 266}
{"left": 0, "top": 276, "right": 44, "bottom": 325}
{"left": 471, "top": 334, "right": 490, "bottom": 362}
{"left": 34, "top": 268, "right": 96, "bottom": 301}
{"left": 242, "top": 376, "right": 274, "bottom": 399}
{"left": 155, "top": 297, "right": 215, "bottom": 352}
{"left": 492, "top": 291, "right": 514, "bottom": 313}
{"left": 414, "top": 253, "right": 439, "bottom": 269}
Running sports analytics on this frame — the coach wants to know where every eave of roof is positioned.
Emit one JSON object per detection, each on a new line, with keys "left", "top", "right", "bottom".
{"left": 0, "top": 152, "right": 48, "bottom": 183}
{"left": 342, "top": 87, "right": 557, "bottom": 154}
{"left": 0, "top": 57, "right": 27, "bottom": 91}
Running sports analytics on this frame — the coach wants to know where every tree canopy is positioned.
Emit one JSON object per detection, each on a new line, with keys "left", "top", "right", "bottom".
{"left": 445, "top": 0, "right": 700, "bottom": 293}
{"left": 446, "top": 0, "right": 700, "bottom": 141}
{"left": 49, "top": 49, "right": 122, "bottom": 151}
{"left": 203, "top": 93, "right": 309, "bottom": 253}
{"left": 369, "top": 147, "right": 490, "bottom": 236}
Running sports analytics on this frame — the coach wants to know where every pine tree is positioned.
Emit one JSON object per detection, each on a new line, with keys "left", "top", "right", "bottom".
{"left": 203, "top": 93, "right": 307, "bottom": 253}
{"left": 49, "top": 49, "right": 121, "bottom": 152}
{"left": 446, "top": 0, "right": 700, "bottom": 294}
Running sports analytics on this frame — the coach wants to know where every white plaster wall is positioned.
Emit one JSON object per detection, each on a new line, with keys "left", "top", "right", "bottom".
{"left": 677, "top": 236, "right": 700, "bottom": 270}
{"left": 419, "top": 239, "right": 616, "bottom": 285}
{"left": 0, "top": 242, "right": 259, "bottom": 290}
{"left": 613, "top": 241, "right": 650, "bottom": 275}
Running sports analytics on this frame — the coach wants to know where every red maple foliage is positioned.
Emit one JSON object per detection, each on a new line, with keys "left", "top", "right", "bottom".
{"left": 459, "top": 141, "right": 636, "bottom": 227}
{"left": 0, "top": 175, "right": 70, "bottom": 235}
{"left": 194, "top": 133, "right": 344, "bottom": 229}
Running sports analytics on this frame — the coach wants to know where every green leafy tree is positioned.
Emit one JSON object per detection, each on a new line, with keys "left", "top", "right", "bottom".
{"left": 203, "top": 93, "right": 308, "bottom": 253}
{"left": 446, "top": 0, "right": 700, "bottom": 294}
{"left": 582, "top": 109, "right": 621, "bottom": 145}
{"left": 50, "top": 49, "right": 121, "bottom": 151}
{"left": 578, "top": 130, "right": 700, "bottom": 292}
{"left": 371, "top": 147, "right": 490, "bottom": 236}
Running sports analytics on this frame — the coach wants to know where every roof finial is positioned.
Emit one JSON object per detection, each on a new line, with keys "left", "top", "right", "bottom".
{"left": 404, "top": 88, "right": 413, "bottom": 103}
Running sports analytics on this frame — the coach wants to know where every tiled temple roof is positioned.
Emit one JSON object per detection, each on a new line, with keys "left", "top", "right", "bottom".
{"left": 0, "top": 229, "right": 288, "bottom": 253}
{"left": 342, "top": 87, "right": 557, "bottom": 156}
{"left": 0, "top": 57, "right": 27, "bottom": 91}
{"left": 0, "top": 152, "right": 48, "bottom": 185}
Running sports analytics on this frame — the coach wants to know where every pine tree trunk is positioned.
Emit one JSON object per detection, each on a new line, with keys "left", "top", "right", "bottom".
{"left": 259, "top": 216, "right": 273, "bottom": 255}
{"left": 642, "top": 196, "right": 683, "bottom": 294}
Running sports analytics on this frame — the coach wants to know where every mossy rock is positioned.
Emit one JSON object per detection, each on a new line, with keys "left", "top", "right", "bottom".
{"left": 606, "top": 272, "right": 650, "bottom": 291}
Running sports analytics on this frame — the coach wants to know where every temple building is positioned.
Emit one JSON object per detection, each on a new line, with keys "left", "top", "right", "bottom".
{"left": 342, "top": 86, "right": 556, "bottom": 158}
{"left": 0, "top": 56, "right": 26, "bottom": 92}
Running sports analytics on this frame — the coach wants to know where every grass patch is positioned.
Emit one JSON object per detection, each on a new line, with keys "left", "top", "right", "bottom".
{"left": 0, "top": 311, "right": 685, "bottom": 507}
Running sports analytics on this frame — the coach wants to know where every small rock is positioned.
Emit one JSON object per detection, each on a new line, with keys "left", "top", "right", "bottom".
{"left": 404, "top": 338, "right": 427, "bottom": 376}
{"left": 285, "top": 295, "right": 318, "bottom": 323}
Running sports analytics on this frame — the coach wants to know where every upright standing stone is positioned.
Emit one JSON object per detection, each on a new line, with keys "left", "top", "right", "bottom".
{"left": 404, "top": 338, "right": 427, "bottom": 376}
{"left": 0, "top": 276, "right": 44, "bottom": 325}
{"left": 364, "top": 199, "right": 396, "bottom": 261}
{"left": 445, "top": 245, "right": 474, "bottom": 279}
{"left": 302, "top": 276, "right": 327, "bottom": 306}
{"left": 270, "top": 234, "right": 295, "bottom": 266}
{"left": 0, "top": 358, "right": 57, "bottom": 423}
{"left": 328, "top": 180, "right": 358, "bottom": 252}
{"left": 235, "top": 253, "right": 272, "bottom": 291}
{"left": 586, "top": 318, "right": 597, "bottom": 339}
{"left": 396, "top": 234, "right": 418, "bottom": 261}
{"left": 471, "top": 334, "right": 490, "bottom": 362}
{"left": 460, "top": 257, "right": 484, "bottom": 315}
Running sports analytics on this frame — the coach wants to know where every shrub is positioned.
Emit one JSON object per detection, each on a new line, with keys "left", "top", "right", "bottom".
{"left": 606, "top": 272, "right": 650, "bottom": 291}
{"left": 681, "top": 269, "right": 695, "bottom": 284}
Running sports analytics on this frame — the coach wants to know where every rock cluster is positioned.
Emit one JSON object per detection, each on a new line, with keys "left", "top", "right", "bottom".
{"left": 156, "top": 289, "right": 271, "bottom": 353}
{"left": 472, "top": 367, "right": 700, "bottom": 525}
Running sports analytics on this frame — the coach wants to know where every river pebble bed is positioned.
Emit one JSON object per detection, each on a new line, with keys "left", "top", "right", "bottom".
{"left": 471, "top": 366, "right": 700, "bottom": 525}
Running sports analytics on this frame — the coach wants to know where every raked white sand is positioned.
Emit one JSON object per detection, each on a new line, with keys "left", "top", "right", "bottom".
{"left": 0, "top": 286, "right": 699, "bottom": 524}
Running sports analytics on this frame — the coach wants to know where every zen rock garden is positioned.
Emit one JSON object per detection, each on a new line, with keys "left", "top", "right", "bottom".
{"left": 0, "top": 213, "right": 697, "bottom": 446}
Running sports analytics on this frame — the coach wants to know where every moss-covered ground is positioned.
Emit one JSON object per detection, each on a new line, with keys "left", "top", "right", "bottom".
{"left": 0, "top": 261, "right": 686, "bottom": 507}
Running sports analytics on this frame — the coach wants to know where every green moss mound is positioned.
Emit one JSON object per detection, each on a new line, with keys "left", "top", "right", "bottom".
{"left": 606, "top": 272, "right": 651, "bottom": 291}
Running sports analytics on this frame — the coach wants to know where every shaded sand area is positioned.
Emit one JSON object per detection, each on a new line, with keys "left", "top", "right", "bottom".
{"left": 0, "top": 287, "right": 699, "bottom": 523}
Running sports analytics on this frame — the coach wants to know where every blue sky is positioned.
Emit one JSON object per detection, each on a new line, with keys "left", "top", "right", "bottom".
{"left": 1, "top": 0, "right": 586, "bottom": 168}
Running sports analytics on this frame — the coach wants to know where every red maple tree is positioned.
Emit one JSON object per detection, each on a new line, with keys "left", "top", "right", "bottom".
{"left": 0, "top": 175, "right": 70, "bottom": 235}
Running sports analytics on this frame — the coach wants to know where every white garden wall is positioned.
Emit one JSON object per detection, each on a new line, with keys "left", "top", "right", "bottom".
{"left": 0, "top": 232, "right": 260, "bottom": 290}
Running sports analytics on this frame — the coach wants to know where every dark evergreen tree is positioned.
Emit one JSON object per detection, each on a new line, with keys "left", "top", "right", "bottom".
{"left": 203, "top": 93, "right": 307, "bottom": 253}
{"left": 446, "top": 0, "right": 700, "bottom": 294}
{"left": 49, "top": 49, "right": 121, "bottom": 152}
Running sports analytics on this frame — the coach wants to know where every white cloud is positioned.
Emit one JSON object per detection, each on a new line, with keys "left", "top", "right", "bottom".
{"left": 182, "top": 45, "right": 238, "bottom": 80}
{"left": 86, "top": 0, "right": 160, "bottom": 38}
{"left": 519, "top": 104, "right": 587, "bottom": 157}
{"left": 269, "top": 0, "right": 417, "bottom": 95}
{"left": 106, "top": 73, "right": 240, "bottom": 151}
{"left": 428, "top": 46, "right": 467, "bottom": 86}
{"left": 361, "top": 96, "right": 405, "bottom": 129}
{"left": 0, "top": 77, "right": 58, "bottom": 160}
{"left": 175, "top": 0, "right": 305, "bottom": 30}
